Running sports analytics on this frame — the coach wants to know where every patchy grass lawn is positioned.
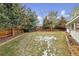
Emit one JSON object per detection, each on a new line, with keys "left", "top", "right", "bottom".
{"left": 0, "top": 31, "right": 71, "bottom": 56}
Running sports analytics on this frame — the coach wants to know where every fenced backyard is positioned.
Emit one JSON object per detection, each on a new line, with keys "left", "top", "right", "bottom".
{"left": 0, "top": 3, "right": 79, "bottom": 56}
{"left": 0, "top": 28, "right": 23, "bottom": 43}
{"left": 0, "top": 31, "right": 71, "bottom": 56}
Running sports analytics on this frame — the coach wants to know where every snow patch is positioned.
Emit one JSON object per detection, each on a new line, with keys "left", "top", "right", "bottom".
{"left": 35, "top": 35, "right": 57, "bottom": 56}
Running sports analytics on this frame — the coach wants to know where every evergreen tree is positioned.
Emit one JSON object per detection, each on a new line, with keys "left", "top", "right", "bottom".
{"left": 56, "top": 16, "right": 67, "bottom": 29}
{"left": 48, "top": 11, "right": 57, "bottom": 30}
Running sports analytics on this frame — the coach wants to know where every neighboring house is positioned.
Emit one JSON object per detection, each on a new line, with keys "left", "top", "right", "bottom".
{"left": 66, "top": 15, "right": 79, "bottom": 43}
{"left": 35, "top": 26, "right": 42, "bottom": 31}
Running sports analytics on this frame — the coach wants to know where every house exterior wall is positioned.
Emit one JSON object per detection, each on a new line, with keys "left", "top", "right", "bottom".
{"left": 66, "top": 23, "right": 79, "bottom": 43}
{"left": 76, "top": 23, "right": 79, "bottom": 29}
{"left": 66, "top": 15, "right": 79, "bottom": 43}
{"left": 70, "top": 31, "right": 79, "bottom": 43}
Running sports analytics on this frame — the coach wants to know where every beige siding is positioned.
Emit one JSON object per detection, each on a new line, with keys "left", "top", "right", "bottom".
{"left": 71, "top": 31, "right": 79, "bottom": 43}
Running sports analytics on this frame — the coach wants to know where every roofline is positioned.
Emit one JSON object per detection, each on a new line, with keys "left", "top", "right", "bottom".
{"left": 66, "top": 15, "right": 79, "bottom": 26}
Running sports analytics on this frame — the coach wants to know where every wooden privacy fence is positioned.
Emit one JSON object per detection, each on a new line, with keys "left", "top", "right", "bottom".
{"left": 0, "top": 28, "right": 23, "bottom": 39}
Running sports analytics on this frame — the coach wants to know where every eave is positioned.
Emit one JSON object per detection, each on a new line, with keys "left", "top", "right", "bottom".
{"left": 66, "top": 15, "right": 79, "bottom": 26}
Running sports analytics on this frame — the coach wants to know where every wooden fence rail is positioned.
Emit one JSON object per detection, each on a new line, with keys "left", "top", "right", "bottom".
{"left": 0, "top": 28, "right": 22, "bottom": 39}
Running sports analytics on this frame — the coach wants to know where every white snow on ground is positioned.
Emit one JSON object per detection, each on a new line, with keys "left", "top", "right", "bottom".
{"left": 42, "top": 50, "right": 48, "bottom": 56}
{"left": 35, "top": 35, "right": 57, "bottom": 56}
{"left": 35, "top": 36, "right": 56, "bottom": 41}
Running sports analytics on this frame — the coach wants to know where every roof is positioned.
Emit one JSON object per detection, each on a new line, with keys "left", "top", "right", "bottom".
{"left": 66, "top": 15, "right": 79, "bottom": 26}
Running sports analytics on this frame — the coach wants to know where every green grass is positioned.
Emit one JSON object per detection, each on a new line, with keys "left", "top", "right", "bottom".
{"left": 0, "top": 31, "right": 71, "bottom": 56}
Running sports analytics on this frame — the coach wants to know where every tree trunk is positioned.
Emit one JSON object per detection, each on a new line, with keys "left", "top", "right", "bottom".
{"left": 51, "top": 27, "right": 52, "bottom": 31}
{"left": 11, "top": 28, "right": 15, "bottom": 36}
